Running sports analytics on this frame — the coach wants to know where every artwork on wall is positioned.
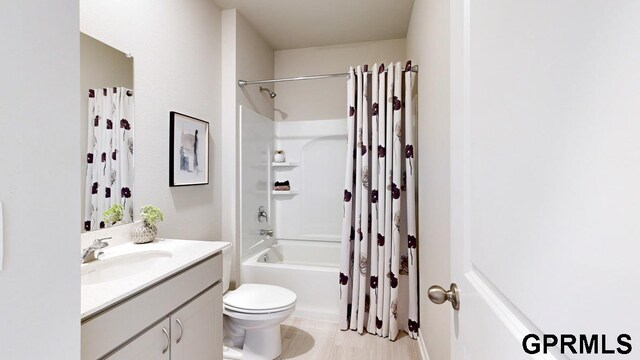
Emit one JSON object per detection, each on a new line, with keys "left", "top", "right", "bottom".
{"left": 169, "top": 111, "right": 209, "bottom": 186}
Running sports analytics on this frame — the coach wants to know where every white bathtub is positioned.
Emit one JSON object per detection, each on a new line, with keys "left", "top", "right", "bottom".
{"left": 240, "top": 239, "right": 340, "bottom": 321}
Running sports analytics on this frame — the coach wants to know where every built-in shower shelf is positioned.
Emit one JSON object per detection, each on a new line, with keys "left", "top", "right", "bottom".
{"left": 272, "top": 162, "right": 298, "bottom": 168}
{"left": 272, "top": 190, "right": 299, "bottom": 196}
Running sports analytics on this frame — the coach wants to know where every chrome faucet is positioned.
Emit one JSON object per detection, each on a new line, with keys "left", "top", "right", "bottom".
{"left": 259, "top": 229, "right": 273, "bottom": 237}
{"left": 81, "top": 237, "right": 111, "bottom": 264}
{"left": 258, "top": 206, "right": 268, "bottom": 223}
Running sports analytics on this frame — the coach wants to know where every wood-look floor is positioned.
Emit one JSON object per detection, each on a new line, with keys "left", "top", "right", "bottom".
{"left": 278, "top": 317, "right": 421, "bottom": 360}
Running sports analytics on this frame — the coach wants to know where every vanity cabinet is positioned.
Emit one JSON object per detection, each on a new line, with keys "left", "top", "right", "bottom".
{"left": 106, "top": 318, "right": 171, "bottom": 360}
{"left": 82, "top": 253, "right": 223, "bottom": 360}
{"left": 170, "top": 284, "right": 222, "bottom": 360}
{"left": 106, "top": 284, "right": 222, "bottom": 360}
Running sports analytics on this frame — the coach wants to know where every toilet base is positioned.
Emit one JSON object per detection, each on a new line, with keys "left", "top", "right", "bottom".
{"left": 223, "top": 345, "right": 243, "bottom": 360}
{"left": 243, "top": 324, "right": 282, "bottom": 360}
{"left": 222, "top": 324, "right": 283, "bottom": 360}
{"left": 223, "top": 306, "right": 294, "bottom": 360}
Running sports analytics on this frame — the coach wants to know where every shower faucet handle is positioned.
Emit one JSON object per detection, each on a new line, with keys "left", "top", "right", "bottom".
{"left": 258, "top": 206, "right": 268, "bottom": 222}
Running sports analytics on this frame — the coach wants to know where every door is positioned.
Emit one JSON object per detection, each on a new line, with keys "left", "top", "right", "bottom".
{"left": 447, "top": 1, "right": 640, "bottom": 359}
{"left": 171, "top": 283, "right": 222, "bottom": 360}
{"left": 105, "top": 318, "right": 171, "bottom": 360}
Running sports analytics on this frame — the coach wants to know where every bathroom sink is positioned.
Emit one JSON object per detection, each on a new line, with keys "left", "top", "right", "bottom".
{"left": 81, "top": 239, "right": 230, "bottom": 319}
{"left": 81, "top": 250, "right": 172, "bottom": 286}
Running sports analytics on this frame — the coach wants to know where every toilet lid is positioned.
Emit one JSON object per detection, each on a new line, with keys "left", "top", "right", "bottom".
{"left": 223, "top": 284, "right": 296, "bottom": 312}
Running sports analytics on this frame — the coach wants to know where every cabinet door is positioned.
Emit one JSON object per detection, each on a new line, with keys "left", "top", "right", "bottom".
{"left": 171, "top": 283, "right": 222, "bottom": 360}
{"left": 105, "top": 318, "right": 171, "bottom": 360}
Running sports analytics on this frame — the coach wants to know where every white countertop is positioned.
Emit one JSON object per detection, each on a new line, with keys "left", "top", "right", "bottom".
{"left": 81, "top": 239, "right": 229, "bottom": 320}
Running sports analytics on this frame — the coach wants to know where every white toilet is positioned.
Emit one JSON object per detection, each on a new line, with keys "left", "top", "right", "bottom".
{"left": 222, "top": 246, "right": 296, "bottom": 360}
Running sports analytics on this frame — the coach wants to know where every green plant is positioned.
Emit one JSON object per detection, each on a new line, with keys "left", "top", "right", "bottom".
{"left": 103, "top": 204, "right": 125, "bottom": 225}
{"left": 140, "top": 205, "right": 164, "bottom": 227}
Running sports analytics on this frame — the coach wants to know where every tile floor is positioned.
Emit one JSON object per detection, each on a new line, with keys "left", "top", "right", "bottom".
{"left": 278, "top": 317, "right": 422, "bottom": 360}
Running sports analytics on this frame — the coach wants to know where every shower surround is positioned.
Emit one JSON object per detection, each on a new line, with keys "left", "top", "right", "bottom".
{"left": 240, "top": 108, "right": 346, "bottom": 320}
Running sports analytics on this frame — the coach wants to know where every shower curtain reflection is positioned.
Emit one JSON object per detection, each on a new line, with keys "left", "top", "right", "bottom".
{"left": 83, "top": 87, "right": 134, "bottom": 231}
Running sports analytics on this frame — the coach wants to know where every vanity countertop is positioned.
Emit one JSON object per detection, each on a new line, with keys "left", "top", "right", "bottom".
{"left": 81, "top": 239, "right": 229, "bottom": 320}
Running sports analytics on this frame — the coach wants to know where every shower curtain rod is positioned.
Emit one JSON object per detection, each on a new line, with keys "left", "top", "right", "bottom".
{"left": 238, "top": 65, "right": 418, "bottom": 87}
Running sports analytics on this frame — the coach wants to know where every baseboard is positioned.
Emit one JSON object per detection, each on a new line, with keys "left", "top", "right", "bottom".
{"left": 418, "top": 329, "right": 430, "bottom": 360}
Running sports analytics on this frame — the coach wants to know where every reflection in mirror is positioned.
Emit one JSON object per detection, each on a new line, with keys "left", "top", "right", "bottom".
{"left": 80, "top": 33, "right": 134, "bottom": 232}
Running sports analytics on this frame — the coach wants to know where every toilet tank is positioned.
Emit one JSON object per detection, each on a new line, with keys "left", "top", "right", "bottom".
{"left": 222, "top": 245, "right": 232, "bottom": 293}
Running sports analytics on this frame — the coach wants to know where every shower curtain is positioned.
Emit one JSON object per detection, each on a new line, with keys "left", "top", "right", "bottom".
{"left": 339, "top": 62, "right": 418, "bottom": 341}
{"left": 83, "top": 87, "right": 134, "bottom": 231}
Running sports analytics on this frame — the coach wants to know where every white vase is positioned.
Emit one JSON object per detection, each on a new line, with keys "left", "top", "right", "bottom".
{"left": 132, "top": 223, "right": 157, "bottom": 244}
{"left": 274, "top": 150, "right": 285, "bottom": 163}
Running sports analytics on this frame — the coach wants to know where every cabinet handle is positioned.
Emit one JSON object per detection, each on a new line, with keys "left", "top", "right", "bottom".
{"left": 175, "top": 318, "right": 184, "bottom": 344}
{"left": 162, "top": 327, "right": 169, "bottom": 354}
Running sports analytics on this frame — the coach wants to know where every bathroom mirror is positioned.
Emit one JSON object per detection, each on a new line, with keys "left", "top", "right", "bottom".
{"left": 80, "top": 33, "right": 135, "bottom": 232}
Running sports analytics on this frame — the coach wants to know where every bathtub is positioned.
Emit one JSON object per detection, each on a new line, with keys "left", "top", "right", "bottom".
{"left": 240, "top": 239, "right": 340, "bottom": 321}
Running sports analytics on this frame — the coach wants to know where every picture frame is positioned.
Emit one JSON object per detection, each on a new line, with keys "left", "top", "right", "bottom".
{"left": 169, "top": 111, "right": 209, "bottom": 187}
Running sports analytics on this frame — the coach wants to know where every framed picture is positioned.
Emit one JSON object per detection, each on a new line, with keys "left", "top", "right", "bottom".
{"left": 169, "top": 111, "right": 209, "bottom": 186}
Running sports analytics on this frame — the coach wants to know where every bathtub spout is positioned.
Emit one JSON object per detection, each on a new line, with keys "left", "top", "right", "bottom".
{"left": 260, "top": 229, "right": 274, "bottom": 237}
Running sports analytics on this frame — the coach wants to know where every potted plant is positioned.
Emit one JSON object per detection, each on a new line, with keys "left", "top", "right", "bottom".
{"left": 132, "top": 205, "right": 164, "bottom": 244}
{"left": 103, "top": 204, "right": 124, "bottom": 226}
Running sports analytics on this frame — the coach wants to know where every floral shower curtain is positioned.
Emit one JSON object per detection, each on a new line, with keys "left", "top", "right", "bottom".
{"left": 83, "top": 87, "right": 134, "bottom": 231}
{"left": 339, "top": 62, "right": 418, "bottom": 341}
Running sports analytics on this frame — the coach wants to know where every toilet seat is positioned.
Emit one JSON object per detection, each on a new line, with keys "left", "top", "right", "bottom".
{"left": 223, "top": 304, "right": 295, "bottom": 321}
{"left": 224, "top": 302, "right": 295, "bottom": 314}
{"left": 223, "top": 284, "right": 296, "bottom": 313}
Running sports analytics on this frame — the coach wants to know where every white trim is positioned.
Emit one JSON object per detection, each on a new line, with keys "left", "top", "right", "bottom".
{"left": 417, "top": 329, "right": 430, "bottom": 360}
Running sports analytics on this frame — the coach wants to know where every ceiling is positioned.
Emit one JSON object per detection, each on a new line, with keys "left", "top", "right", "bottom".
{"left": 213, "top": 0, "right": 415, "bottom": 50}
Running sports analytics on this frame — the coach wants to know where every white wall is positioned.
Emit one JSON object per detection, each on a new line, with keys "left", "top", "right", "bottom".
{"left": 406, "top": 1, "right": 452, "bottom": 359}
{"left": 80, "top": 0, "right": 223, "bottom": 240}
{"left": 236, "top": 12, "right": 276, "bottom": 121}
{"left": 221, "top": 9, "right": 274, "bottom": 287}
{"left": 0, "top": 0, "right": 80, "bottom": 358}
{"left": 273, "top": 39, "right": 406, "bottom": 121}
{"left": 80, "top": 33, "right": 134, "bottom": 230}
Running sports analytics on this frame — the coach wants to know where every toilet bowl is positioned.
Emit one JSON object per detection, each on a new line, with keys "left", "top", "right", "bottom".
{"left": 222, "top": 247, "right": 296, "bottom": 360}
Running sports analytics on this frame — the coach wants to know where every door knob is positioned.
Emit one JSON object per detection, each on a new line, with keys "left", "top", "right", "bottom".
{"left": 428, "top": 283, "right": 460, "bottom": 310}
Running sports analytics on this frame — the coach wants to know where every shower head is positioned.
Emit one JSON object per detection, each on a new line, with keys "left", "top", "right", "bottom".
{"left": 259, "top": 86, "right": 277, "bottom": 99}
